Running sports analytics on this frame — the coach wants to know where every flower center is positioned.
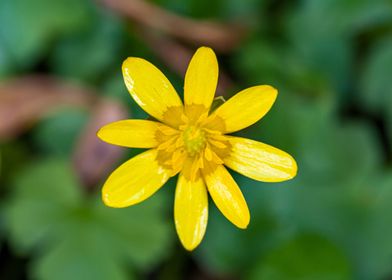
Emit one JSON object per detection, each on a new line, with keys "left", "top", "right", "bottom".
{"left": 182, "top": 126, "right": 206, "bottom": 157}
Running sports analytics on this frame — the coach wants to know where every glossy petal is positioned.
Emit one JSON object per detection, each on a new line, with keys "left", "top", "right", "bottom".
{"left": 175, "top": 173, "right": 208, "bottom": 251}
{"left": 204, "top": 165, "right": 250, "bottom": 228}
{"left": 184, "top": 47, "right": 218, "bottom": 111}
{"left": 122, "top": 57, "right": 183, "bottom": 126}
{"left": 102, "top": 150, "right": 170, "bottom": 208}
{"left": 224, "top": 136, "right": 297, "bottom": 182}
{"left": 97, "top": 119, "right": 165, "bottom": 148}
{"left": 208, "top": 85, "right": 277, "bottom": 133}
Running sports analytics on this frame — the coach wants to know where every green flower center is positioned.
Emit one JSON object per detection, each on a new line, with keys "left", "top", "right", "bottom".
{"left": 182, "top": 126, "right": 206, "bottom": 157}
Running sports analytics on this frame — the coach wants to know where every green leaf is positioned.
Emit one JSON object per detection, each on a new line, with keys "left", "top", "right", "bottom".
{"left": 32, "top": 108, "right": 89, "bottom": 156}
{"left": 247, "top": 234, "right": 352, "bottom": 280}
{"left": 197, "top": 205, "right": 279, "bottom": 274}
{"left": 286, "top": 0, "right": 392, "bottom": 37}
{"left": 272, "top": 172, "right": 392, "bottom": 280}
{"left": 0, "top": 36, "right": 13, "bottom": 77}
{"left": 92, "top": 194, "right": 173, "bottom": 269}
{"left": 5, "top": 158, "right": 173, "bottom": 279}
{"left": 33, "top": 237, "right": 133, "bottom": 280}
{"left": 283, "top": 0, "right": 392, "bottom": 96}
{"left": 50, "top": 12, "right": 123, "bottom": 82}
{"left": 360, "top": 37, "right": 392, "bottom": 113}
{"left": 286, "top": 13, "right": 352, "bottom": 94}
{"left": 350, "top": 172, "right": 392, "bottom": 279}
{"left": 235, "top": 40, "right": 332, "bottom": 98}
{"left": 0, "top": 0, "right": 92, "bottom": 68}
{"left": 0, "top": 141, "right": 30, "bottom": 186}
{"left": 6, "top": 159, "right": 82, "bottom": 252}
{"left": 389, "top": 111, "right": 392, "bottom": 148}
{"left": 6, "top": 160, "right": 81, "bottom": 252}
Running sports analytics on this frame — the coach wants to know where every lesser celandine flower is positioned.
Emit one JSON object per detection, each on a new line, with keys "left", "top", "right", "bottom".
{"left": 97, "top": 47, "right": 297, "bottom": 250}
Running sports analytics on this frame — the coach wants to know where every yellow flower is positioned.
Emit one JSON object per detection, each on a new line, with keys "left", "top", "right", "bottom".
{"left": 97, "top": 47, "right": 297, "bottom": 251}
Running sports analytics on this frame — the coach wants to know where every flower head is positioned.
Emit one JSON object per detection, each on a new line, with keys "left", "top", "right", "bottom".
{"left": 97, "top": 47, "right": 297, "bottom": 250}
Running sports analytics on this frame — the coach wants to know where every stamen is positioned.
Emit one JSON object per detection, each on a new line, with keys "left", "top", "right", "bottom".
{"left": 172, "top": 149, "right": 184, "bottom": 163}
{"left": 155, "top": 106, "right": 232, "bottom": 179}
{"left": 195, "top": 111, "right": 208, "bottom": 125}
{"left": 175, "top": 136, "right": 184, "bottom": 148}
{"left": 208, "top": 139, "right": 227, "bottom": 149}
{"left": 172, "top": 152, "right": 186, "bottom": 174}
{"left": 203, "top": 128, "right": 222, "bottom": 135}
{"left": 182, "top": 126, "right": 207, "bottom": 157}
{"left": 157, "top": 125, "right": 179, "bottom": 136}
{"left": 204, "top": 145, "right": 213, "bottom": 161}
{"left": 190, "top": 157, "right": 201, "bottom": 181}
{"left": 209, "top": 133, "right": 227, "bottom": 141}
{"left": 198, "top": 155, "right": 204, "bottom": 168}
{"left": 181, "top": 114, "right": 189, "bottom": 123}
{"left": 157, "top": 137, "right": 176, "bottom": 150}
{"left": 211, "top": 150, "right": 224, "bottom": 164}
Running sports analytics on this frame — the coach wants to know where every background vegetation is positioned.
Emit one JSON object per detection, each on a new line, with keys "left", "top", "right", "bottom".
{"left": 1, "top": 0, "right": 392, "bottom": 279}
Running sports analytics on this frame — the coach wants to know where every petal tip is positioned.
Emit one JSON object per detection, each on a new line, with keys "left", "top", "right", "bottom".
{"left": 96, "top": 127, "right": 105, "bottom": 141}
{"left": 122, "top": 56, "right": 136, "bottom": 66}
{"left": 282, "top": 153, "right": 298, "bottom": 181}
{"left": 288, "top": 156, "right": 298, "bottom": 179}
{"left": 194, "top": 46, "right": 217, "bottom": 62}
{"left": 95, "top": 125, "right": 115, "bottom": 145}
{"left": 263, "top": 85, "right": 278, "bottom": 99}
{"left": 177, "top": 230, "right": 202, "bottom": 251}
{"left": 236, "top": 217, "right": 250, "bottom": 229}
{"left": 197, "top": 46, "right": 214, "bottom": 52}
{"left": 252, "top": 85, "right": 278, "bottom": 103}
{"left": 101, "top": 189, "right": 133, "bottom": 208}
{"left": 122, "top": 57, "right": 146, "bottom": 73}
{"left": 182, "top": 241, "right": 199, "bottom": 251}
{"left": 232, "top": 210, "right": 250, "bottom": 229}
{"left": 271, "top": 87, "right": 278, "bottom": 98}
{"left": 101, "top": 191, "right": 116, "bottom": 208}
{"left": 121, "top": 57, "right": 132, "bottom": 70}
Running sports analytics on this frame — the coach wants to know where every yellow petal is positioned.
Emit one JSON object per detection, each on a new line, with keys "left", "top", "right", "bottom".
{"left": 102, "top": 149, "right": 170, "bottom": 207}
{"left": 207, "top": 85, "right": 277, "bottom": 133}
{"left": 97, "top": 120, "right": 166, "bottom": 148}
{"left": 204, "top": 165, "right": 250, "bottom": 228}
{"left": 122, "top": 57, "right": 183, "bottom": 126}
{"left": 224, "top": 136, "right": 297, "bottom": 182}
{"left": 175, "top": 173, "right": 208, "bottom": 251}
{"left": 184, "top": 47, "right": 218, "bottom": 111}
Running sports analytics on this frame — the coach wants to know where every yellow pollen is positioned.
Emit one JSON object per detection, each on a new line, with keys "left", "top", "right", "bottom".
{"left": 182, "top": 126, "right": 206, "bottom": 156}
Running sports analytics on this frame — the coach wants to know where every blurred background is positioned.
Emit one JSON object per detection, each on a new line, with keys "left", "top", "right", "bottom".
{"left": 1, "top": 0, "right": 392, "bottom": 279}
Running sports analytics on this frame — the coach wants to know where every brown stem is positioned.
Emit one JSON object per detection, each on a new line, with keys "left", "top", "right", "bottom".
{"left": 0, "top": 75, "right": 96, "bottom": 140}
{"left": 139, "top": 29, "right": 235, "bottom": 97}
{"left": 98, "top": 0, "right": 246, "bottom": 52}
{"left": 0, "top": 75, "right": 127, "bottom": 191}
{"left": 72, "top": 99, "right": 129, "bottom": 190}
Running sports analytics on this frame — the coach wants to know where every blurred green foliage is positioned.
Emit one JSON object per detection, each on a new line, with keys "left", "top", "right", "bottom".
{"left": 0, "top": 0, "right": 93, "bottom": 70}
{"left": 5, "top": 159, "right": 172, "bottom": 280}
{"left": 1, "top": 0, "right": 392, "bottom": 279}
{"left": 32, "top": 109, "right": 89, "bottom": 156}
{"left": 248, "top": 234, "right": 352, "bottom": 280}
